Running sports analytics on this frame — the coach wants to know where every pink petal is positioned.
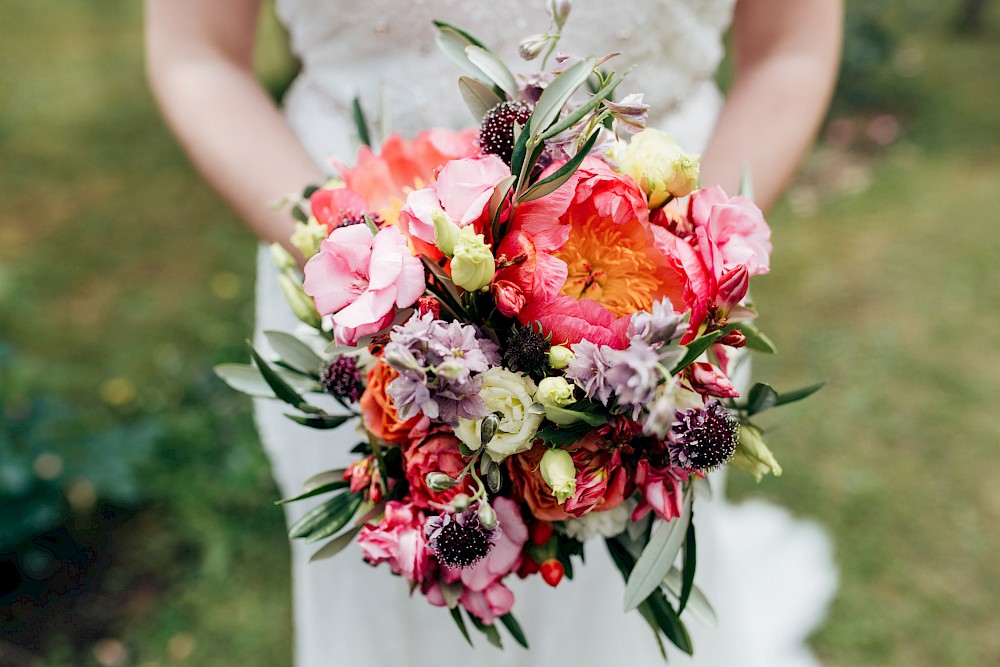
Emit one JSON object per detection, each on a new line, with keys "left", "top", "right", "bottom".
{"left": 302, "top": 252, "right": 357, "bottom": 314}
{"left": 368, "top": 228, "right": 407, "bottom": 291}
{"left": 394, "top": 254, "right": 426, "bottom": 308}
{"left": 333, "top": 287, "right": 396, "bottom": 329}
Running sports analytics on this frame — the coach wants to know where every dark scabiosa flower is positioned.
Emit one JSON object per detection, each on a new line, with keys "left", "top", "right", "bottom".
{"left": 425, "top": 507, "right": 501, "bottom": 569}
{"left": 320, "top": 355, "right": 363, "bottom": 403}
{"left": 480, "top": 101, "right": 533, "bottom": 165}
{"left": 335, "top": 211, "right": 383, "bottom": 230}
{"left": 667, "top": 400, "right": 739, "bottom": 472}
{"left": 502, "top": 323, "right": 551, "bottom": 379}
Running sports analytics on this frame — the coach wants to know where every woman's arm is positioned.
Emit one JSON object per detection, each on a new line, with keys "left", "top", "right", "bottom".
{"left": 699, "top": 0, "right": 843, "bottom": 211}
{"left": 145, "top": 0, "right": 323, "bottom": 255}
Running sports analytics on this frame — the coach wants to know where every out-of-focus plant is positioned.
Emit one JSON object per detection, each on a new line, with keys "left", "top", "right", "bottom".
{"left": 0, "top": 343, "right": 159, "bottom": 572}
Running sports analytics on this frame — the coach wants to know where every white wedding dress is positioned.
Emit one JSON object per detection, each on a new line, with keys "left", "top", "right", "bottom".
{"left": 254, "top": 1, "right": 838, "bottom": 665}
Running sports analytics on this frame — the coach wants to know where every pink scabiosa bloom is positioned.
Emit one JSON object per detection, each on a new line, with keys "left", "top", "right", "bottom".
{"left": 631, "top": 460, "right": 691, "bottom": 523}
{"left": 689, "top": 185, "right": 772, "bottom": 277}
{"left": 357, "top": 501, "right": 431, "bottom": 585}
{"left": 302, "top": 224, "right": 424, "bottom": 346}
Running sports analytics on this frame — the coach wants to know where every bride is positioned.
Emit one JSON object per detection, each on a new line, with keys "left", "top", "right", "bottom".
{"left": 145, "top": 1, "right": 842, "bottom": 665}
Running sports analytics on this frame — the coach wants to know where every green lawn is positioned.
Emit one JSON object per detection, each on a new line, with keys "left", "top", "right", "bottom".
{"left": 0, "top": 1, "right": 997, "bottom": 665}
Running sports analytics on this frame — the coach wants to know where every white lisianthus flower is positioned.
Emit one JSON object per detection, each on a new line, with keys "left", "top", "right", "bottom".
{"left": 615, "top": 129, "right": 701, "bottom": 207}
{"left": 455, "top": 368, "right": 544, "bottom": 462}
{"left": 560, "top": 500, "right": 633, "bottom": 542}
{"left": 450, "top": 226, "right": 495, "bottom": 292}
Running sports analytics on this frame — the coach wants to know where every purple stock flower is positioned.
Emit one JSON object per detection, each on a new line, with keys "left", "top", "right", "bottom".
{"left": 567, "top": 339, "right": 665, "bottom": 418}
{"left": 384, "top": 312, "right": 500, "bottom": 425}
{"left": 565, "top": 339, "right": 616, "bottom": 405}
{"left": 627, "top": 297, "right": 686, "bottom": 345}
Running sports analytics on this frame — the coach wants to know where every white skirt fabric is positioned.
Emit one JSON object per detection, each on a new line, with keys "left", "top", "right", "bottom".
{"left": 252, "top": 75, "right": 837, "bottom": 666}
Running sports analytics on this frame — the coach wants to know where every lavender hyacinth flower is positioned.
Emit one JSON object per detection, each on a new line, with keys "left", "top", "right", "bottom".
{"left": 384, "top": 312, "right": 500, "bottom": 425}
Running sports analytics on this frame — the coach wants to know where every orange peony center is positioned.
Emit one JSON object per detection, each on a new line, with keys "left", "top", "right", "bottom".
{"left": 555, "top": 213, "right": 673, "bottom": 317}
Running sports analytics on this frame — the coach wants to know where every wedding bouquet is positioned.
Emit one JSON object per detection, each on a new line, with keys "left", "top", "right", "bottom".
{"left": 217, "top": 10, "right": 820, "bottom": 658}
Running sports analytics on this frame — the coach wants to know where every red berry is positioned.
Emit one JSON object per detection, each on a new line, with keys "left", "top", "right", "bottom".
{"left": 540, "top": 558, "right": 564, "bottom": 587}
{"left": 530, "top": 521, "right": 554, "bottom": 547}
{"left": 517, "top": 557, "right": 540, "bottom": 579}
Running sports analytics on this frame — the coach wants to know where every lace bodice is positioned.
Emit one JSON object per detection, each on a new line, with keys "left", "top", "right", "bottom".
{"left": 275, "top": 0, "right": 735, "bottom": 166}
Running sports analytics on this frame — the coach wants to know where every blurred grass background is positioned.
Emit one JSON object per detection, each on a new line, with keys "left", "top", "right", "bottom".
{"left": 0, "top": 0, "right": 997, "bottom": 665}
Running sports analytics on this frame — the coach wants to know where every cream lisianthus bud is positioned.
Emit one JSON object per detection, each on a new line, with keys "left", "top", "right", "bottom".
{"left": 616, "top": 129, "right": 701, "bottom": 207}
{"left": 451, "top": 493, "right": 471, "bottom": 511}
{"left": 290, "top": 218, "right": 328, "bottom": 258}
{"left": 277, "top": 273, "right": 322, "bottom": 329}
{"left": 547, "top": 345, "right": 574, "bottom": 369}
{"left": 518, "top": 33, "right": 549, "bottom": 61}
{"left": 432, "top": 209, "right": 460, "bottom": 257}
{"left": 426, "top": 472, "right": 457, "bottom": 491}
{"left": 450, "top": 226, "right": 496, "bottom": 292}
{"left": 549, "top": 0, "right": 572, "bottom": 28}
{"left": 477, "top": 501, "right": 498, "bottom": 529}
{"left": 730, "top": 423, "right": 782, "bottom": 482}
{"left": 536, "top": 376, "right": 575, "bottom": 408}
{"left": 269, "top": 243, "right": 297, "bottom": 271}
{"left": 540, "top": 448, "right": 577, "bottom": 504}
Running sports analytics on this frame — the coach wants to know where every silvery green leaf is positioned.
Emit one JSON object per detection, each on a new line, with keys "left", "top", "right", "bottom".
{"left": 775, "top": 380, "right": 827, "bottom": 406}
{"left": 663, "top": 567, "right": 717, "bottom": 627}
{"left": 499, "top": 613, "right": 530, "bottom": 649}
{"left": 214, "top": 363, "right": 320, "bottom": 398}
{"left": 435, "top": 26, "right": 499, "bottom": 90}
{"left": 465, "top": 46, "right": 519, "bottom": 98}
{"left": 627, "top": 512, "right": 651, "bottom": 545}
{"left": 519, "top": 130, "right": 600, "bottom": 203}
{"left": 746, "top": 383, "right": 780, "bottom": 415}
{"left": 623, "top": 493, "right": 692, "bottom": 611}
{"left": 264, "top": 330, "right": 324, "bottom": 376}
{"left": 303, "top": 468, "right": 348, "bottom": 492}
{"left": 304, "top": 493, "right": 364, "bottom": 543}
{"left": 309, "top": 526, "right": 361, "bottom": 562}
{"left": 459, "top": 76, "right": 503, "bottom": 121}
{"left": 285, "top": 413, "right": 352, "bottom": 429}
{"left": 539, "top": 70, "right": 624, "bottom": 140}
{"left": 734, "top": 320, "right": 777, "bottom": 354}
{"left": 275, "top": 479, "right": 348, "bottom": 505}
{"left": 529, "top": 57, "right": 597, "bottom": 136}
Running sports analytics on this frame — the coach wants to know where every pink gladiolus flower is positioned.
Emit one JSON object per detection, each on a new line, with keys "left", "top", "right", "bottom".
{"left": 459, "top": 582, "right": 516, "bottom": 625}
{"left": 631, "top": 460, "right": 690, "bottom": 523}
{"left": 302, "top": 224, "right": 424, "bottom": 346}
{"left": 689, "top": 185, "right": 771, "bottom": 276}
{"left": 357, "top": 501, "right": 431, "bottom": 585}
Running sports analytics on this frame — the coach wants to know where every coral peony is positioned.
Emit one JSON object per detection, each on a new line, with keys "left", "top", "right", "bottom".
{"left": 309, "top": 186, "right": 369, "bottom": 231}
{"left": 302, "top": 225, "right": 425, "bottom": 346}
{"left": 339, "top": 129, "right": 480, "bottom": 221}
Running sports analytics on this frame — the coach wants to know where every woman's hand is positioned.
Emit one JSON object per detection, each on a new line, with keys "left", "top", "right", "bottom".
{"left": 700, "top": 0, "right": 843, "bottom": 211}
{"left": 145, "top": 0, "right": 323, "bottom": 255}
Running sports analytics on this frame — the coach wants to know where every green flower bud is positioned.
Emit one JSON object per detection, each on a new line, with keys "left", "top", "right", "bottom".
{"left": 269, "top": 243, "right": 297, "bottom": 271}
{"left": 450, "top": 226, "right": 495, "bottom": 292}
{"left": 547, "top": 345, "right": 574, "bottom": 369}
{"left": 451, "top": 493, "right": 471, "bottom": 511}
{"left": 477, "top": 501, "right": 498, "bottom": 529}
{"left": 277, "top": 273, "right": 322, "bottom": 329}
{"left": 540, "top": 448, "right": 577, "bottom": 505}
{"left": 729, "top": 423, "right": 783, "bottom": 482}
{"left": 426, "top": 472, "right": 457, "bottom": 491}
{"left": 536, "top": 376, "right": 575, "bottom": 408}
{"left": 432, "top": 209, "right": 460, "bottom": 257}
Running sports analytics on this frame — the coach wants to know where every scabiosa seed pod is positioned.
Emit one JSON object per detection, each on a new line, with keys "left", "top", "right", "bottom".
{"left": 667, "top": 400, "right": 739, "bottom": 472}
{"left": 319, "top": 355, "right": 363, "bottom": 403}
{"left": 480, "top": 101, "right": 533, "bottom": 165}
{"left": 502, "top": 323, "right": 551, "bottom": 379}
{"left": 336, "top": 211, "right": 384, "bottom": 229}
{"left": 425, "top": 508, "right": 501, "bottom": 569}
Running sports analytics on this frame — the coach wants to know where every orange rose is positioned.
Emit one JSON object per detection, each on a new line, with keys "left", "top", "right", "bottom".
{"left": 360, "top": 361, "right": 428, "bottom": 444}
